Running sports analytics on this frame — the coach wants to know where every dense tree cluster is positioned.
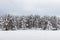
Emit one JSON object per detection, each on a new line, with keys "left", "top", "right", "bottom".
{"left": 0, "top": 14, "right": 60, "bottom": 31}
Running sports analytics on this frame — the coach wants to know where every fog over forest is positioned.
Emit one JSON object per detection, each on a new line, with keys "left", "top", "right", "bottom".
{"left": 0, "top": 0, "right": 60, "bottom": 16}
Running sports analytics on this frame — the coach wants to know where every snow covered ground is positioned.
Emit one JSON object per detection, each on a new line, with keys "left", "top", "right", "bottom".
{"left": 0, "top": 30, "right": 60, "bottom": 40}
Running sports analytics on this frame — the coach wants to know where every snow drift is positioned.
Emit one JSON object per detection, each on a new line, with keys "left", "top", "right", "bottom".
{"left": 0, "top": 30, "right": 60, "bottom": 40}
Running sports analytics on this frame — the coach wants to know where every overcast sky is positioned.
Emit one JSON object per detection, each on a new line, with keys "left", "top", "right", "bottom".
{"left": 0, "top": 0, "right": 60, "bottom": 16}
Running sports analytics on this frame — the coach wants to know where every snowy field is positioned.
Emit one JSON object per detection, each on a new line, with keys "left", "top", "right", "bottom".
{"left": 0, "top": 30, "right": 60, "bottom": 40}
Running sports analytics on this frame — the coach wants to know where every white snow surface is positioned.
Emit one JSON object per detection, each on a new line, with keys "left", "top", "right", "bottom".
{"left": 0, "top": 30, "right": 60, "bottom": 40}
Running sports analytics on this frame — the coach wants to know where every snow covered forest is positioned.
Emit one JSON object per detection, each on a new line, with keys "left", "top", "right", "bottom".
{"left": 0, "top": 14, "right": 60, "bottom": 31}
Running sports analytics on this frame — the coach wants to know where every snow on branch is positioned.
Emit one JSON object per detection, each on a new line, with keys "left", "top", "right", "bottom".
{"left": 0, "top": 14, "right": 60, "bottom": 31}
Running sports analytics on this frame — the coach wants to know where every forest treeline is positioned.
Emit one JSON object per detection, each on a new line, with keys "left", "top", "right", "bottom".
{"left": 0, "top": 14, "right": 60, "bottom": 31}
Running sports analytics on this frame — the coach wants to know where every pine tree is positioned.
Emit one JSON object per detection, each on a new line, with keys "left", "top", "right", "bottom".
{"left": 3, "top": 14, "right": 14, "bottom": 30}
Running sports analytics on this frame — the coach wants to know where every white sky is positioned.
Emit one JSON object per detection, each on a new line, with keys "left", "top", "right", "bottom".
{"left": 0, "top": 0, "right": 60, "bottom": 16}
